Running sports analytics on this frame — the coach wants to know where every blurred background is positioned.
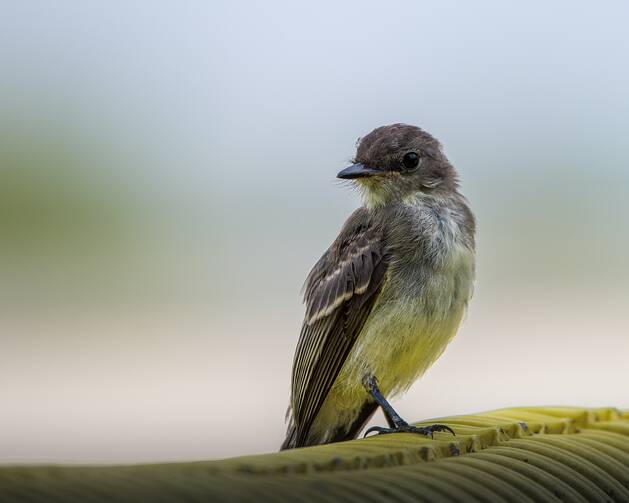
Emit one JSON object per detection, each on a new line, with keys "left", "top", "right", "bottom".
{"left": 1, "top": 1, "right": 628, "bottom": 463}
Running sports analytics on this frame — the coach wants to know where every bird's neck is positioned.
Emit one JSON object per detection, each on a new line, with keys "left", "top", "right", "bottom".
{"left": 362, "top": 188, "right": 457, "bottom": 210}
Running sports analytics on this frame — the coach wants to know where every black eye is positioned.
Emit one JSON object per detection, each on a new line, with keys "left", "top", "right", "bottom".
{"left": 402, "top": 152, "right": 419, "bottom": 171}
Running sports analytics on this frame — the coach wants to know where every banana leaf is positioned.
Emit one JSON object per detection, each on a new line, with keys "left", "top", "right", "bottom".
{"left": 2, "top": 406, "right": 628, "bottom": 502}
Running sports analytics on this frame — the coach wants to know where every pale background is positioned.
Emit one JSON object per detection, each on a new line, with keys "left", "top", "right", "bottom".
{"left": 1, "top": 1, "right": 628, "bottom": 463}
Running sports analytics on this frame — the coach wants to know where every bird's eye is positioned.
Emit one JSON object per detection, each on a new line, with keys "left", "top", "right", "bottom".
{"left": 402, "top": 152, "right": 420, "bottom": 171}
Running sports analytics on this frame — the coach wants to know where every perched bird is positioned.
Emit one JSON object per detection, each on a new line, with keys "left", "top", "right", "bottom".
{"left": 281, "top": 124, "right": 475, "bottom": 450}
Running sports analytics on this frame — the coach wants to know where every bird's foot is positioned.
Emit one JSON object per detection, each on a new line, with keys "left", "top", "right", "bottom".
{"left": 364, "top": 422, "right": 455, "bottom": 439}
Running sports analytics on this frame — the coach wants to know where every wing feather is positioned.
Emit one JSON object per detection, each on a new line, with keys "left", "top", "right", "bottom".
{"left": 288, "top": 208, "right": 389, "bottom": 447}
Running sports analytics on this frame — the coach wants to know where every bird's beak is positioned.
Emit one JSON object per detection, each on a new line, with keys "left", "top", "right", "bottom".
{"left": 336, "top": 163, "right": 382, "bottom": 179}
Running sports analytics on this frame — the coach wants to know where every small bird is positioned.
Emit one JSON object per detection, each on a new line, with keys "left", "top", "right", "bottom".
{"left": 281, "top": 124, "right": 475, "bottom": 450}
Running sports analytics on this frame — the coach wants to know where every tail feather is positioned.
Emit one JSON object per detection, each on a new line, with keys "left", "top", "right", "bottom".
{"left": 330, "top": 401, "right": 378, "bottom": 443}
{"left": 280, "top": 422, "right": 298, "bottom": 451}
{"left": 280, "top": 401, "right": 378, "bottom": 450}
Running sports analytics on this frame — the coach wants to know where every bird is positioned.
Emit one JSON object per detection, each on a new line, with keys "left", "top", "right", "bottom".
{"left": 281, "top": 123, "right": 475, "bottom": 450}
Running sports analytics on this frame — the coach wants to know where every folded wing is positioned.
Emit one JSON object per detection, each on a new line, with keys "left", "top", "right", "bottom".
{"left": 288, "top": 208, "right": 389, "bottom": 447}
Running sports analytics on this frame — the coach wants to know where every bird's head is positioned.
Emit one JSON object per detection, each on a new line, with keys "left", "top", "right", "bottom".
{"left": 338, "top": 124, "right": 458, "bottom": 207}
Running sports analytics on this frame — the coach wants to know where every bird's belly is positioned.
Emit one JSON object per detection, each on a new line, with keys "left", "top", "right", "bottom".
{"left": 341, "top": 293, "right": 467, "bottom": 399}
{"left": 343, "top": 245, "right": 474, "bottom": 395}
{"left": 310, "top": 296, "right": 467, "bottom": 440}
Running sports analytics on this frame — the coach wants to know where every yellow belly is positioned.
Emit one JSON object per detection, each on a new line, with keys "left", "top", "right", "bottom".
{"left": 309, "top": 297, "right": 467, "bottom": 442}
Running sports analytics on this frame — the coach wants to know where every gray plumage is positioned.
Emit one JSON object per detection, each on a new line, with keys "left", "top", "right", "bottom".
{"left": 282, "top": 124, "right": 475, "bottom": 450}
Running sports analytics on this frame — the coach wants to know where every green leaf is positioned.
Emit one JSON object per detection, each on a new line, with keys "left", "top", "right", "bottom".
{"left": 2, "top": 407, "right": 628, "bottom": 502}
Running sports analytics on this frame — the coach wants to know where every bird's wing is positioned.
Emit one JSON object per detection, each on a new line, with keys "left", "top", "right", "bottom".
{"left": 290, "top": 208, "right": 389, "bottom": 446}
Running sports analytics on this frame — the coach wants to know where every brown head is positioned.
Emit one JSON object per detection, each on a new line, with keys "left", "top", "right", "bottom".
{"left": 337, "top": 124, "right": 459, "bottom": 206}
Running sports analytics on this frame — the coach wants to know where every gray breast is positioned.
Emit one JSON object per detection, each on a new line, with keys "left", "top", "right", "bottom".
{"left": 384, "top": 195, "right": 475, "bottom": 313}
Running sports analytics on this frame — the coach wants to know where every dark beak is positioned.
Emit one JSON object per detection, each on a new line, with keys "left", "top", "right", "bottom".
{"left": 336, "top": 163, "right": 382, "bottom": 179}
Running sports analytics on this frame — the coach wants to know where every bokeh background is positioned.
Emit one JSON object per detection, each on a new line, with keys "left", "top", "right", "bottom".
{"left": 2, "top": 1, "right": 628, "bottom": 463}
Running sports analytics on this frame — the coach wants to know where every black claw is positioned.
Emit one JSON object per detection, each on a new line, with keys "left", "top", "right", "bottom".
{"left": 364, "top": 423, "right": 455, "bottom": 439}
{"left": 423, "top": 424, "right": 456, "bottom": 437}
{"left": 364, "top": 426, "right": 394, "bottom": 437}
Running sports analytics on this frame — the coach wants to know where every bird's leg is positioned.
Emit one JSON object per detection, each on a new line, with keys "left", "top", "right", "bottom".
{"left": 362, "top": 375, "right": 455, "bottom": 438}
{"left": 364, "top": 375, "right": 406, "bottom": 427}
{"left": 383, "top": 409, "right": 396, "bottom": 429}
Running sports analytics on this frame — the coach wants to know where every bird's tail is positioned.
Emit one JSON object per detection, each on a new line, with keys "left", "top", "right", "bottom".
{"left": 280, "top": 401, "right": 378, "bottom": 450}
{"left": 280, "top": 421, "right": 298, "bottom": 451}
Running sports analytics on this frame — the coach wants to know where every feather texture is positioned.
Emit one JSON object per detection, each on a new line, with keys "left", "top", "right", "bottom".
{"left": 283, "top": 208, "right": 389, "bottom": 449}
